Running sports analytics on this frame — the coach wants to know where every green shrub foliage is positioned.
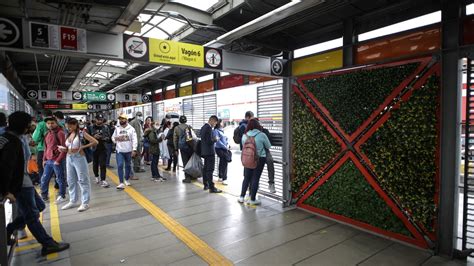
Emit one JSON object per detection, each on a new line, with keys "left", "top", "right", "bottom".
{"left": 303, "top": 63, "right": 419, "bottom": 135}
{"left": 291, "top": 94, "right": 341, "bottom": 192}
{"left": 361, "top": 75, "right": 439, "bottom": 231}
{"left": 305, "top": 160, "right": 411, "bottom": 236}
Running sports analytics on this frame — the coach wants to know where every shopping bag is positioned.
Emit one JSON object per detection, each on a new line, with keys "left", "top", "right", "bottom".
{"left": 184, "top": 153, "right": 203, "bottom": 178}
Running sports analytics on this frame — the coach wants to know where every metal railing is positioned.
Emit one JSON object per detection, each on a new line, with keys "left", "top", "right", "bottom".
{"left": 0, "top": 197, "right": 16, "bottom": 266}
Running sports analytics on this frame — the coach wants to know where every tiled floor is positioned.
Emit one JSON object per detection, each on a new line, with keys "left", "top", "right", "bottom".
{"left": 10, "top": 156, "right": 471, "bottom": 265}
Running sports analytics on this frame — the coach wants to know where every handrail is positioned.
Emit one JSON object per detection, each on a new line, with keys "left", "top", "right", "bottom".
{"left": 0, "top": 197, "right": 17, "bottom": 266}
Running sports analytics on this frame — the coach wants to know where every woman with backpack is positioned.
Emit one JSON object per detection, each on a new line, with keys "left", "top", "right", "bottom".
{"left": 165, "top": 122, "right": 179, "bottom": 172}
{"left": 239, "top": 119, "right": 271, "bottom": 206}
{"left": 58, "top": 118, "right": 98, "bottom": 212}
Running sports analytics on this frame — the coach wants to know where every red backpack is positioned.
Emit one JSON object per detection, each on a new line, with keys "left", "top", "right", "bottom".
{"left": 241, "top": 133, "right": 260, "bottom": 169}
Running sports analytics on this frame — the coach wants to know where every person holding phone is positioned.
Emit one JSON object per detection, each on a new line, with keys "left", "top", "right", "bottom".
{"left": 112, "top": 113, "right": 138, "bottom": 190}
{"left": 59, "top": 118, "right": 97, "bottom": 212}
{"left": 90, "top": 114, "right": 111, "bottom": 188}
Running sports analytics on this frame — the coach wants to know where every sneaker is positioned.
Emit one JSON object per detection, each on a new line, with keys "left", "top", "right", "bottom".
{"left": 269, "top": 183, "right": 276, "bottom": 193}
{"left": 61, "top": 202, "right": 79, "bottom": 210}
{"left": 222, "top": 180, "right": 228, "bottom": 185}
{"left": 161, "top": 176, "right": 167, "bottom": 181}
{"left": 56, "top": 196, "right": 67, "bottom": 204}
{"left": 218, "top": 178, "right": 223, "bottom": 182}
{"left": 248, "top": 199, "right": 261, "bottom": 206}
{"left": 152, "top": 178, "right": 160, "bottom": 182}
{"left": 41, "top": 241, "right": 70, "bottom": 256}
{"left": 106, "top": 165, "right": 115, "bottom": 169}
{"left": 95, "top": 177, "right": 100, "bottom": 184}
{"left": 116, "top": 183, "right": 125, "bottom": 190}
{"left": 182, "top": 179, "right": 191, "bottom": 183}
{"left": 101, "top": 180, "right": 110, "bottom": 188}
{"left": 17, "top": 229, "right": 27, "bottom": 240}
{"left": 238, "top": 197, "right": 245, "bottom": 203}
{"left": 77, "top": 204, "right": 89, "bottom": 212}
{"left": 124, "top": 180, "right": 131, "bottom": 186}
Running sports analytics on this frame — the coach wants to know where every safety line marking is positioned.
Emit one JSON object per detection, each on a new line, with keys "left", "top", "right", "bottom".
{"left": 15, "top": 243, "right": 41, "bottom": 252}
{"left": 107, "top": 170, "right": 233, "bottom": 266}
{"left": 47, "top": 182, "right": 62, "bottom": 260}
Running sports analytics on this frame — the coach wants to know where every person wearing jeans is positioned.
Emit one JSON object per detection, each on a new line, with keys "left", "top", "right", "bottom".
{"left": 40, "top": 117, "right": 67, "bottom": 202}
{"left": 112, "top": 113, "right": 138, "bottom": 189}
{"left": 144, "top": 121, "right": 164, "bottom": 181}
{"left": 239, "top": 119, "right": 271, "bottom": 206}
{"left": 60, "top": 118, "right": 97, "bottom": 212}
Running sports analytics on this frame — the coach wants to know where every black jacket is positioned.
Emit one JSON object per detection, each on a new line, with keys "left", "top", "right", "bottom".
{"left": 200, "top": 123, "right": 216, "bottom": 157}
{"left": 0, "top": 132, "right": 24, "bottom": 197}
{"left": 90, "top": 124, "right": 111, "bottom": 150}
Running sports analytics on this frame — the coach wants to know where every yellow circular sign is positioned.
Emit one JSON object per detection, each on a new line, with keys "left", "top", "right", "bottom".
{"left": 159, "top": 41, "right": 171, "bottom": 54}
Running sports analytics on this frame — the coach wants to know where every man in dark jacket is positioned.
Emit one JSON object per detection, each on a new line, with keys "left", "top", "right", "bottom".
{"left": 238, "top": 111, "right": 254, "bottom": 150}
{"left": 173, "top": 116, "right": 194, "bottom": 183}
{"left": 200, "top": 115, "right": 222, "bottom": 193}
{"left": 2, "top": 111, "right": 70, "bottom": 256}
{"left": 90, "top": 114, "right": 111, "bottom": 188}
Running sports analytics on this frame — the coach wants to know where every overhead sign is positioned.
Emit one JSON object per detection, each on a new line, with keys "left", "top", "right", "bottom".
{"left": 142, "top": 94, "right": 151, "bottom": 103}
{"left": 43, "top": 103, "right": 72, "bottom": 109}
{"left": 60, "top": 26, "right": 86, "bottom": 53}
{"left": 270, "top": 58, "right": 288, "bottom": 76}
{"left": 0, "top": 17, "right": 22, "bottom": 48}
{"left": 116, "top": 93, "right": 141, "bottom": 103}
{"left": 82, "top": 91, "right": 107, "bottom": 102}
{"left": 27, "top": 90, "right": 38, "bottom": 99}
{"left": 149, "top": 38, "right": 203, "bottom": 68}
{"left": 72, "top": 103, "right": 88, "bottom": 110}
{"left": 204, "top": 47, "right": 222, "bottom": 70}
{"left": 123, "top": 35, "right": 149, "bottom": 61}
{"left": 37, "top": 90, "right": 72, "bottom": 101}
{"left": 87, "top": 103, "right": 112, "bottom": 110}
{"left": 29, "top": 22, "right": 59, "bottom": 49}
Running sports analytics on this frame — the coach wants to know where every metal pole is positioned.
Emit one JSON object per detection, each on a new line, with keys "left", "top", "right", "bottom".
{"left": 342, "top": 18, "right": 356, "bottom": 67}
{"left": 282, "top": 51, "right": 293, "bottom": 207}
{"left": 438, "top": 0, "right": 462, "bottom": 256}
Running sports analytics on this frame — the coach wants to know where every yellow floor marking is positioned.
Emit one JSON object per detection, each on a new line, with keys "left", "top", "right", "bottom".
{"left": 47, "top": 182, "right": 62, "bottom": 260}
{"left": 191, "top": 181, "right": 237, "bottom": 201}
{"left": 107, "top": 170, "right": 233, "bottom": 266}
{"left": 15, "top": 243, "right": 41, "bottom": 252}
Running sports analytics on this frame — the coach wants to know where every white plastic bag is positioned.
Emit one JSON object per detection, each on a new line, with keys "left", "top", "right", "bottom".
{"left": 184, "top": 153, "right": 203, "bottom": 178}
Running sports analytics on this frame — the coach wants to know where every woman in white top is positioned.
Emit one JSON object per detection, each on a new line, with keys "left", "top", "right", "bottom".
{"left": 160, "top": 120, "right": 171, "bottom": 166}
{"left": 58, "top": 118, "right": 97, "bottom": 212}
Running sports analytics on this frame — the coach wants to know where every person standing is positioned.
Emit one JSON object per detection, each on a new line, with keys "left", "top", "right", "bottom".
{"left": 214, "top": 119, "right": 230, "bottom": 185}
{"left": 59, "top": 118, "right": 97, "bottom": 212}
{"left": 165, "top": 122, "right": 179, "bottom": 172}
{"left": 53, "top": 111, "right": 67, "bottom": 189}
{"left": 90, "top": 114, "right": 111, "bottom": 188}
{"left": 200, "top": 116, "right": 222, "bottom": 193}
{"left": 239, "top": 119, "right": 271, "bottom": 206}
{"left": 143, "top": 116, "right": 153, "bottom": 165}
{"left": 144, "top": 121, "right": 165, "bottom": 182}
{"left": 234, "top": 111, "right": 254, "bottom": 150}
{"left": 2, "top": 111, "right": 70, "bottom": 256}
{"left": 173, "top": 116, "right": 194, "bottom": 183}
{"left": 106, "top": 121, "right": 116, "bottom": 168}
{"left": 160, "top": 120, "right": 171, "bottom": 167}
{"left": 112, "top": 113, "right": 138, "bottom": 189}
{"left": 129, "top": 111, "right": 145, "bottom": 175}
{"left": 32, "top": 110, "right": 53, "bottom": 187}
{"left": 40, "top": 117, "right": 67, "bottom": 203}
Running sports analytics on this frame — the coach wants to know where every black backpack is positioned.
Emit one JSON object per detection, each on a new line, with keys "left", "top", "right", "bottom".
{"left": 233, "top": 124, "right": 245, "bottom": 144}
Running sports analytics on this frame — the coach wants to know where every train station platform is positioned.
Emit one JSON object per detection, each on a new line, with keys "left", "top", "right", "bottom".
{"left": 10, "top": 159, "right": 466, "bottom": 266}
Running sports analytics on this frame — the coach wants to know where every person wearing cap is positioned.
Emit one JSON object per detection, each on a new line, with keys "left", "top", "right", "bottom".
{"left": 40, "top": 116, "right": 67, "bottom": 203}
{"left": 90, "top": 114, "right": 111, "bottom": 188}
{"left": 129, "top": 111, "right": 145, "bottom": 176}
{"left": 112, "top": 113, "right": 138, "bottom": 189}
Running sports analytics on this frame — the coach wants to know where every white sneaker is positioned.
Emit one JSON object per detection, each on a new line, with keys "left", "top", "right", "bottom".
{"left": 61, "top": 202, "right": 79, "bottom": 210}
{"left": 222, "top": 180, "right": 228, "bottom": 185}
{"left": 124, "top": 180, "right": 131, "bottom": 186}
{"left": 95, "top": 177, "right": 100, "bottom": 184}
{"left": 77, "top": 204, "right": 89, "bottom": 212}
{"left": 218, "top": 178, "right": 223, "bottom": 182}
{"left": 56, "top": 196, "right": 67, "bottom": 204}
{"left": 101, "top": 180, "right": 110, "bottom": 188}
{"left": 269, "top": 183, "right": 276, "bottom": 193}
{"left": 248, "top": 199, "right": 261, "bottom": 206}
{"left": 238, "top": 197, "right": 245, "bottom": 203}
{"left": 116, "top": 183, "right": 125, "bottom": 190}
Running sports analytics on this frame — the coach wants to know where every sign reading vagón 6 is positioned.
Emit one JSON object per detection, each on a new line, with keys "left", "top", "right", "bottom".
{"left": 149, "top": 39, "right": 204, "bottom": 68}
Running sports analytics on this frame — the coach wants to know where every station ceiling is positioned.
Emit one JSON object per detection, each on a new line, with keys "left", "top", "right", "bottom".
{"left": 0, "top": 0, "right": 473, "bottom": 105}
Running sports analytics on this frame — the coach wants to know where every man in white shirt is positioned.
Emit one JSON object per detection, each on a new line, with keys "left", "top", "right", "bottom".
{"left": 111, "top": 113, "right": 138, "bottom": 190}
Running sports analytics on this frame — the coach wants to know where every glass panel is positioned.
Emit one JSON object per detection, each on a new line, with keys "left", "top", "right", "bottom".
{"left": 172, "top": 0, "right": 219, "bottom": 11}
{"left": 143, "top": 27, "right": 169, "bottom": 39}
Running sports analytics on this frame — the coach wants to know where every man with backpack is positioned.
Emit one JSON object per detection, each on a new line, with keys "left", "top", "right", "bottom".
{"left": 200, "top": 116, "right": 222, "bottom": 193}
{"left": 40, "top": 117, "right": 67, "bottom": 203}
{"left": 2, "top": 111, "right": 70, "bottom": 256}
{"left": 90, "top": 114, "right": 111, "bottom": 188}
{"left": 233, "top": 111, "right": 254, "bottom": 150}
{"left": 173, "top": 116, "right": 194, "bottom": 183}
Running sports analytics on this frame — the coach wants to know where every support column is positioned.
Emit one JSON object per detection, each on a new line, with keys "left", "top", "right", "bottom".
{"left": 213, "top": 72, "right": 220, "bottom": 91}
{"left": 192, "top": 72, "right": 198, "bottom": 94}
{"left": 438, "top": 0, "right": 463, "bottom": 257}
{"left": 282, "top": 51, "right": 293, "bottom": 207}
{"left": 343, "top": 19, "right": 357, "bottom": 67}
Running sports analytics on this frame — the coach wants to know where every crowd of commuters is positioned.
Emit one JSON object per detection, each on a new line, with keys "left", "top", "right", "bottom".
{"left": 0, "top": 108, "right": 274, "bottom": 256}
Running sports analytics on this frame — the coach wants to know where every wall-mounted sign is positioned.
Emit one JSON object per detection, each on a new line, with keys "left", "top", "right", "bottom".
{"left": 72, "top": 103, "right": 88, "bottom": 110}
{"left": 270, "top": 58, "right": 288, "bottom": 76}
{"left": 116, "top": 93, "right": 141, "bottom": 103}
{"left": 29, "top": 22, "right": 59, "bottom": 49}
{"left": 87, "top": 103, "right": 112, "bottom": 110}
{"left": 0, "top": 17, "right": 22, "bottom": 48}
{"left": 82, "top": 91, "right": 106, "bottom": 102}
{"left": 37, "top": 90, "right": 72, "bottom": 101}
{"left": 60, "top": 26, "right": 86, "bottom": 53}
{"left": 142, "top": 94, "right": 151, "bottom": 103}
{"left": 204, "top": 47, "right": 222, "bottom": 70}
{"left": 149, "top": 38, "right": 204, "bottom": 68}
{"left": 123, "top": 35, "right": 149, "bottom": 61}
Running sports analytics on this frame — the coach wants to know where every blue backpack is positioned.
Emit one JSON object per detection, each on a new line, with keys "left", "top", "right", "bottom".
{"left": 178, "top": 126, "right": 191, "bottom": 151}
